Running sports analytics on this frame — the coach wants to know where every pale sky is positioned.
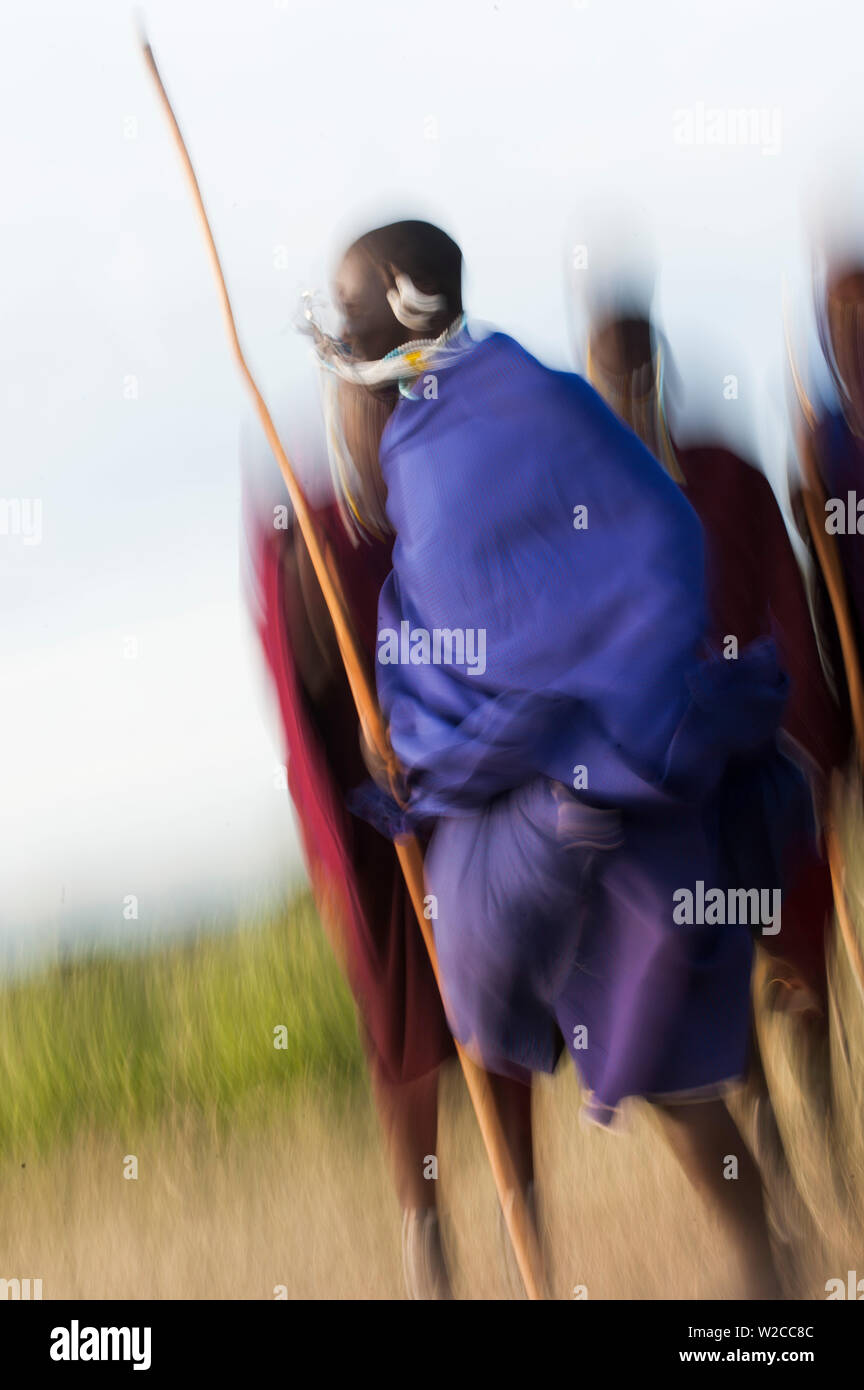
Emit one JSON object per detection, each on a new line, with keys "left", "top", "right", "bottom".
{"left": 3, "top": 0, "right": 863, "bottom": 962}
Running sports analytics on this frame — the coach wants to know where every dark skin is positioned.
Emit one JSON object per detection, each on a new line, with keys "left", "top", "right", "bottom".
{"left": 336, "top": 378, "right": 394, "bottom": 539}
{"left": 334, "top": 243, "right": 454, "bottom": 788}
{"left": 333, "top": 244, "right": 455, "bottom": 363}
{"left": 588, "top": 315, "right": 670, "bottom": 469}
{"left": 825, "top": 267, "right": 864, "bottom": 434}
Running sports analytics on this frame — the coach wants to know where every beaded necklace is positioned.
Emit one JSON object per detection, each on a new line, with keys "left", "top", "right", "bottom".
{"left": 300, "top": 298, "right": 475, "bottom": 540}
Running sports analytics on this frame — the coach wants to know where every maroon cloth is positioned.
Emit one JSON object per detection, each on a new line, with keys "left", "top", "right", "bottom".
{"left": 252, "top": 501, "right": 454, "bottom": 1085}
{"left": 678, "top": 444, "right": 845, "bottom": 776}
{"left": 677, "top": 443, "right": 839, "bottom": 1001}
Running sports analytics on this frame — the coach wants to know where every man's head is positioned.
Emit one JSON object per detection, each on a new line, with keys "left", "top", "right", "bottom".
{"left": 333, "top": 219, "right": 463, "bottom": 362}
{"left": 824, "top": 263, "right": 864, "bottom": 427}
{"left": 585, "top": 309, "right": 683, "bottom": 481}
{"left": 587, "top": 313, "right": 656, "bottom": 433}
{"left": 589, "top": 314, "right": 654, "bottom": 382}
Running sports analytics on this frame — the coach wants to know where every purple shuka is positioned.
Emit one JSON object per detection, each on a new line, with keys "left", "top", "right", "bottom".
{"left": 372, "top": 330, "right": 809, "bottom": 1122}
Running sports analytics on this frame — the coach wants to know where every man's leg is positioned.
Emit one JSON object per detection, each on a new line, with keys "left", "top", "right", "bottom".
{"left": 487, "top": 1072, "right": 539, "bottom": 1295}
{"left": 370, "top": 1062, "right": 452, "bottom": 1299}
{"left": 649, "top": 1097, "right": 783, "bottom": 1299}
{"left": 488, "top": 1072, "right": 534, "bottom": 1193}
{"left": 371, "top": 1063, "right": 440, "bottom": 1209}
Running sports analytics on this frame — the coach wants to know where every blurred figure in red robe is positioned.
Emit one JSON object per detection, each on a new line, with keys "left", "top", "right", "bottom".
{"left": 584, "top": 307, "right": 842, "bottom": 1130}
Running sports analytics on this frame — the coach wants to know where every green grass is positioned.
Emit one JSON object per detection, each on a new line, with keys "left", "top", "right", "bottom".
{"left": 0, "top": 892, "right": 365, "bottom": 1157}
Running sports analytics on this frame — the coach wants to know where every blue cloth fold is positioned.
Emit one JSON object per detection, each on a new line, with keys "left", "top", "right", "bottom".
{"left": 376, "top": 333, "right": 708, "bottom": 816}
{"left": 370, "top": 331, "right": 812, "bottom": 1115}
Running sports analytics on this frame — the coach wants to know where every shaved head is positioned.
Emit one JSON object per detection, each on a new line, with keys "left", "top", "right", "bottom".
{"left": 333, "top": 219, "right": 463, "bottom": 362}
{"left": 589, "top": 314, "right": 654, "bottom": 377}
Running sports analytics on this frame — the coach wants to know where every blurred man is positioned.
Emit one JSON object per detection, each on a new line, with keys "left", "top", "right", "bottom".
{"left": 312, "top": 218, "right": 818, "bottom": 1298}
{"left": 585, "top": 309, "right": 843, "bottom": 1050}
{"left": 247, "top": 380, "right": 533, "bottom": 1299}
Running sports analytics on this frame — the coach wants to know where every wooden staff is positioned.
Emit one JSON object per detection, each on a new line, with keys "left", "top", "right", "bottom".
{"left": 139, "top": 32, "right": 547, "bottom": 1299}
{"left": 787, "top": 328, "right": 864, "bottom": 1002}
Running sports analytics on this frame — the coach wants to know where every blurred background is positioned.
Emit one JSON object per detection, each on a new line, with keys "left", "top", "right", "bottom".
{"left": 5, "top": 0, "right": 864, "bottom": 959}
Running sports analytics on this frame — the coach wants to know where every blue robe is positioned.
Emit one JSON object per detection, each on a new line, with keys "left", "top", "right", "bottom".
{"left": 373, "top": 331, "right": 808, "bottom": 1118}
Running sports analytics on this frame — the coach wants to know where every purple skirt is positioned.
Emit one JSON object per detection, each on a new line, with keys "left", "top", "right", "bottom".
{"left": 426, "top": 777, "right": 754, "bottom": 1123}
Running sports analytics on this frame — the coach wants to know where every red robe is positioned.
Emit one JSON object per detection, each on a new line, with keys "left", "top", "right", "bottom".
{"left": 251, "top": 500, "right": 454, "bottom": 1084}
{"left": 677, "top": 443, "right": 840, "bottom": 1002}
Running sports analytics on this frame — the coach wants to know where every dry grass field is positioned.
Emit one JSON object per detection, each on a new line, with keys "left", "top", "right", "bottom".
{"left": 2, "top": 849, "right": 864, "bottom": 1300}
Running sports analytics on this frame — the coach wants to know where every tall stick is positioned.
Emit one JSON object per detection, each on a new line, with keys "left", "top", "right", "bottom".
{"left": 787, "top": 323, "right": 864, "bottom": 1003}
{"left": 139, "top": 32, "right": 546, "bottom": 1299}
{"left": 797, "top": 439, "right": 864, "bottom": 1004}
